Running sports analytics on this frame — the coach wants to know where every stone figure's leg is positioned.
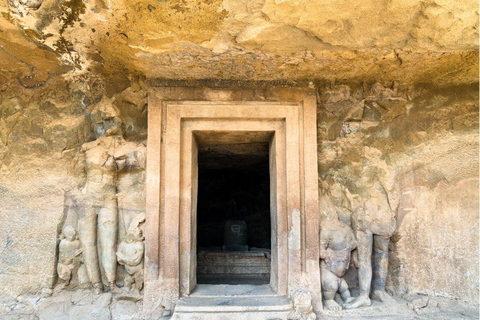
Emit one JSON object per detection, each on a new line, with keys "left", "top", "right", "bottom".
{"left": 77, "top": 263, "right": 90, "bottom": 288}
{"left": 98, "top": 197, "right": 118, "bottom": 290}
{"left": 344, "top": 229, "right": 372, "bottom": 309}
{"left": 320, "top": 265, "right": 342, "bottom": 311}
{"left": 123, "top": 273, "right": 134, "bottom": 291}
{"left": 55, "top": 263, "right": 70, "bottom": 291}
{"left": 339, "top": 279, "right": 354, "bottom": 304}
{"left": 134, "top": 268, "right": 144, "bottom": 292}
{"left": 334, "top": 292, "right": 343, "bottom": 306}
{"left": 64, "top": 269, "right": 72, "bottom": 287}
{"left": 78, "top": 205, "right": 102, "bottom": 293}
{"left": 372, "top": 234, "right": 390, "bottom": 302}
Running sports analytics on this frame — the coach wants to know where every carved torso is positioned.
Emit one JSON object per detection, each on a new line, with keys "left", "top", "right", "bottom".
{"left": 117, "top": 240, "right": 145, "bottom": 275}
{"left": 83, "top": 136, "right": 122, "bottom": 202}
{"left": 320, "top": 222, "right": 357, "bottom": 278}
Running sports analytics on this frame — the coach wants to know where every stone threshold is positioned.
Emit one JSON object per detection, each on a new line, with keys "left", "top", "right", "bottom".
{"left": 173, "top": 284, "right": 292, "bottom": 319}
{"left": 189, "top": 284, "right": 279, "bottom": 297}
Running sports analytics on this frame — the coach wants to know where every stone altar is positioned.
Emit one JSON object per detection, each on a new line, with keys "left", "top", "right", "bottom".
{"left": 223, "top": 220, "right": 249, "bottom": 252}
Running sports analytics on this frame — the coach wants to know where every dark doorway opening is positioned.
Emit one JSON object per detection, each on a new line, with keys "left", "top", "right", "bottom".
{"left": 196, "top": 142, "right": 271, "bottom": 285}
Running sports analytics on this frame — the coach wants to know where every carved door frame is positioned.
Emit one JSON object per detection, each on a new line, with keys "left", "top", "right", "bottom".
{"left": 145, "top": 86, "right": 321, "bottom": 311}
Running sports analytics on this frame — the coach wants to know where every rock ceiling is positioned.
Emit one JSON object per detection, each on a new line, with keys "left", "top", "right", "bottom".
{"left": 0, "top": 0, "right": 478, "bottom": 89}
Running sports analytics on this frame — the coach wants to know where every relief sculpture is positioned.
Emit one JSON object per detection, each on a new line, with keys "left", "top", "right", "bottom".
{"left": 320, "top": 219, "right": 357, "bottom": 310}
{"left": 117, "top": 214, "right": 146, "bottom": 294}
{"left": 289, "top": 288, "right": 316, "bottom": 320}
{"left": 320, "top": 149, "right": 397, "bottom": 312}
{"left": 345, "top": 165, "right": 396, "bottom": 309}
{"left": 56, "top": 226, "right": 83, "bottom": 290}
{"left": 52, "top": 100, "right": 146, "bottom": 294}
{"left": 319, "top": 192, "right": 357, "bottom": 310}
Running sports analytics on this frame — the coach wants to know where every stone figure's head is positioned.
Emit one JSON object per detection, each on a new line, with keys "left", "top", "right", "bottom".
{"left": 90, "top": 100, "right": 123, "bottom": 139}
{"left": 356, "top": 146, "right": 393, "bottom": 192}
{"left": 356, "top": 165, "right": 379, "bottom": 192}
{"left": 62, "top": 226, "right": 77, "bottom": 241}
{"left": 319, "top": 189, "right": 339, "bottom": 222}
{"left": 356, "top": 165, "right": 390, "bottom": 201}
{"left": 329, "top": 182, "right": 351, "bottom": 209}
{"left": 125, "top": 227, "right": 144, "bottom": 243}
{"left": 292, "top": 288, "right": 313, "bottom": 313}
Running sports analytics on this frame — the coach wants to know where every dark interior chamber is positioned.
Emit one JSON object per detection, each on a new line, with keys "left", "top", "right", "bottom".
{"left": 196, "top": 142, "right": 271, "bottom": 285}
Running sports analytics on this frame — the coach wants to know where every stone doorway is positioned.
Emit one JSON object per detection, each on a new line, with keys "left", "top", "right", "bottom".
{"left": 196, "top": 138, "right": 272, "bottom": 285}
{"left": 145, "top": 86, "right": 321, "bottom": 314}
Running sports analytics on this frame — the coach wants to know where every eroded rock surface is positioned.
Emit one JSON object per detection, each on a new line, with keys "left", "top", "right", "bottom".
{"left": 0, "top": 0, "right": 478, "bottom": 89}
{"left": 0, "top": 289, "right": 478, "bottom": 320}
{"left": 0, "top": 1, "right": 478, "bottom": 319}
{"left": 0, "top": 78, "right": 477, "bottom": 314}
{"left": 318, "top": 82, "right": 479, "bottom": 306}
{"left": 0, "top": 77, "right": 147, "bottom": 302}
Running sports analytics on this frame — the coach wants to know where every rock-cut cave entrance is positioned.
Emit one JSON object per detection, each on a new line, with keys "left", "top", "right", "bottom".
{"left": 196, "top": 141, "right": 271, "bottom": 285}
{"left": 146, "top": 88, "right": 321, "bottom": 310}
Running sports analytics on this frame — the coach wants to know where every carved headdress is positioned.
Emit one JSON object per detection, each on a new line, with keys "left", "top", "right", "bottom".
{"left": 90, "top": 98, "right": 123, "bottom": 138}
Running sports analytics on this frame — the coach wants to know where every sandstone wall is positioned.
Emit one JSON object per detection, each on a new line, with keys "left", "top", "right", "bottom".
{"left": 1, "top": 82, "right": 85, "bottom": 300}
{"left": 0, "top": 79, "right": 478, "bottom": 306}
{"left": 0, "top": 78, "right": 147, "bottom": 301}
{"left": 317, "top": 82, "right": 479, "bottom": 305}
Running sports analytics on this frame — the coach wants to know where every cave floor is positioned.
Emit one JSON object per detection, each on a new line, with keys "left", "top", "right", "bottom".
{"left": 0, "top": 288, "right": 477, "bottom": 320}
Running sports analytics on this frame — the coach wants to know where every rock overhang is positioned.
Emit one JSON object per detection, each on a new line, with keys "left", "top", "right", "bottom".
{"left": 0, "top": 0, "right": 478, "bottom": 90}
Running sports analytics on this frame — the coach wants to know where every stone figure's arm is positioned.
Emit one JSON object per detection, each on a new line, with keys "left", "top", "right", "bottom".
{"left": 81, "top": 139, "right": 99, "bottom": 153}
{"left": 129, "top": 250, "right": 143, "bottom": 266}
{"left": 319, "top": 231, "right": 330, "bottom": 260}
{"left": 58, "top": 240, "right": 67, "bottom": 261}
{"left": 125, "top": 244, "right": 145, "bottom": 266}
{"left": 72, "top": 149, "right": 87, "bottom": 188}
{"left": 347, "top": 228, "right": 358, "bottom": 251}
{"left": 132, "top": 243, "right": 145, "bottom": 264}
{"left": 74, "top": 248, "right": 83, "bottom": 257}
{"left": 119, "top": 254, "right": 141, "bottom": 266}
{"left": 351, "top": 248, "right": 359, "bottom": 268}
{"left": 61, "top": 247, "right": 83, "bottom": 265}
{"left": 116, "top": 244, "right": 127, "bottom": 265}
{"left": 114, "top": 143, "right": 146, "bottom": 171}
{"left": 80, "top": 142, "right": 88, "bottom": 153}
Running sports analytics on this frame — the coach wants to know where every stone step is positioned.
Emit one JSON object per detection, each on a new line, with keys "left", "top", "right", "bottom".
{"left": 189, "top": 284, "right": 278, "bottom": 298}
{"left": 171, "top": 310, "right": 292, "bottom": 320}
{"left": 172, "top": 294, "right": 293, "bottom": 320}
